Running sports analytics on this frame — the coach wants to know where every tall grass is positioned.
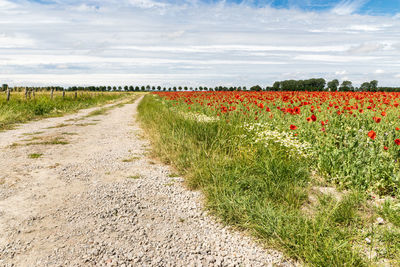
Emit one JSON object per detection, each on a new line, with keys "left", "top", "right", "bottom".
{"left": 0, "top": 91, "right": 129, "bottom": 130}
{"left": 137, "top": 95, "right": 390, "bottom": 266}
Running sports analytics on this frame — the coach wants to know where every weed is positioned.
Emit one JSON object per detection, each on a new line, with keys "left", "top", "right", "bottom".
{"left": 47, "top": 123, "right": 70, "bottom": 129}
{"left": 28, "top": 153, "right": 43, "bottom": 159}
{"left": 128, "top": 175, "right": 141, "bottom": 179}
{"left": 61, "top": 132, "right": 78, "bottom": 135}
{"left": 122, "top": 156, "right": 140, "bottom": 162}
{"left": 22, "top": 131, "right": 44, "bottom": 136}
{"left": 86, "top": 107, "right": 109, "bottom": 117}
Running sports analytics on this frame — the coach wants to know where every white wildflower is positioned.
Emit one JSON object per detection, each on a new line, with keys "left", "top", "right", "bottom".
{"left": 243, "top": 122, "right": 312, "bottom": 158}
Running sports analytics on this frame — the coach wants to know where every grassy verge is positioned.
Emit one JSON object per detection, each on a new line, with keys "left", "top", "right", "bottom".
{"left": 0, "top": 91, "right": 135, "bottom": 130}
{"left": 138, "top": 94, "right": 400, "bottom": 266}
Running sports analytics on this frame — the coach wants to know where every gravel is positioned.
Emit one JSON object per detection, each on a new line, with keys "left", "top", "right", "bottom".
{"left": 0, "top": 96, "right": 294, "bottom": 266}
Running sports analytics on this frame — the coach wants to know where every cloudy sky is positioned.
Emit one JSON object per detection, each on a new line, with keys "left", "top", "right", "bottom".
{"left": 0, "top": 0, "right": 399, "bottom": 87}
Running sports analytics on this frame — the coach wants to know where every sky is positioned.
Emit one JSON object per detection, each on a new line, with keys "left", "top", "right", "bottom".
{"left": 0, "top": 0, "right": 399, "bottom": 87}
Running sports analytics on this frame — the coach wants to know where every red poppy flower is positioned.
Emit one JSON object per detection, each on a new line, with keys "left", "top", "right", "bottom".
{"left": 290, "top": 124, "right": 297, "bottom": 130}
{"left": 373, "top": 117, "right": 381, "bottom": 123}
{"left": 311, "top": 114, "right": 317, "bottom": 122}
{"left": 306, "top": 117, "right": 311, "bottom": 122}
{"left": 368, "top": 130, "right": 376, "bottom": 140}
{"left": 384, "top": 146, "right": 388, "bottom": 150}
{"left": 395, "top": 139, "right": 400, "bottom": 145}
{"left": 381, "top": 111, "right": 387, "bottom": 116}
{"left": 396, "top": 127, "right": 400, "bottom": 131}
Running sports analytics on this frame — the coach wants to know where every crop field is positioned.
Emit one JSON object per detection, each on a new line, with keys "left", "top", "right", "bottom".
{"left": 138, "top": 91, "right": 400, "bottom": 266}
{"left": 0, "top": 91, "right": 130, "bottom": 130}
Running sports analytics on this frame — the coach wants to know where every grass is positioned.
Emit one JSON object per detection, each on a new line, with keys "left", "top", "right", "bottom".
{"left": 61, "top": 132, "right": 78, "bottom": 135}
{"left": 128, "top": 174, "right": 141, "bottom": 179}
{"left": 11, "top": 136, "right": 69, "bottom": 147}
{"left": 86, "top": 107, "right": 110, "bottom": 117}
{"left": 28, "top": 153, "right": 43, "bottom": 159}
{"left": 138, "top": 94, "right": 400, "bottom": 266}
{"left": 22, "top": 131, "right": 44, "bottom": 136}
{"left": 75, "top": 122, "right": 97, "bottom": 127}
{"left": 122, "top": 156, "right": 140, "bottom": 162}
{"left": 0, "top": 91, "right": 133, "bottom": 131}
{"left": 85, "top": 94, "right": 142, "bottom": 118}
{"left": 47, "top": 123, "right": 70, "bottom": 129}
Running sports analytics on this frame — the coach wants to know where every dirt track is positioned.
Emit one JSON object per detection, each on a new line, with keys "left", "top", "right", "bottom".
{"left": 0, "top": 97, "right": 290, "bottom": 266}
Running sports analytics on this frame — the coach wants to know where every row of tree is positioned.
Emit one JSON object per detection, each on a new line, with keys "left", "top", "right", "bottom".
{"left": 271, "top": 78, "right": 382, "bottom": 92}
{"left": 2, "top": 80, "right": 400, "bottom": 92}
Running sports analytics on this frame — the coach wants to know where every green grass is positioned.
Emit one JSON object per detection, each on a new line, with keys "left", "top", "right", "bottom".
{"left": 0, "top": 91, "right": 133, "bottom": 131}
{"left": 86, "top": 107, "right": 110, "bottom": 117}
{"left": 28, "top": 153, "right": 43, "bottom": 159}
{"left": 122, "top": 156, "right": 140, "bottom": 162}
{"left": 12, "top": 137, "right": 69, "bottom": 147}
{"left": 138, "top": 94, "right": 400, "bottom": 266}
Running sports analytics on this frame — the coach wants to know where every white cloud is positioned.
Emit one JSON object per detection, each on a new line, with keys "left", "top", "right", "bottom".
{"left": 0, "top": 0, "right": 399, "bottom": 87}
{"left": 0, "top": 0, "right": 17, "bottom": 9}
{"left": 331, "top": 0, "right": 368, "bottom": 15}
{"left": 0, "top": 34, "right": 35, "bottom": 48}
{"left": 335, "top": 70, "right": 348, "bottom": 75}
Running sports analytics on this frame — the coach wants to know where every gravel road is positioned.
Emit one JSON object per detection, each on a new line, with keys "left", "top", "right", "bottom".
{"left": 0, "top": 96, "right": 292, "bottom": 266}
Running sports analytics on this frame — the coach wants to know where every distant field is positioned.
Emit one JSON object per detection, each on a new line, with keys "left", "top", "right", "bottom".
{"left": 0, "top": 91, "right": 132, "bottom": 130}
{"left": 139, "top": 91, "right": 400, "bottom": 266}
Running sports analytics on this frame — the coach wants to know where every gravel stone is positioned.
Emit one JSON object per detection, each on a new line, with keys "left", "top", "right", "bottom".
{"left": 0, "top": 97, "right": 295, "bottom": 266}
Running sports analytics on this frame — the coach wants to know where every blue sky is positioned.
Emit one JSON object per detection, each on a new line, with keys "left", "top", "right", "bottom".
{"left": 1, "top": 0, "right": 400, "bottom": 86}
{"left": 262, "top": 0, "right": 398, "bottom": 15}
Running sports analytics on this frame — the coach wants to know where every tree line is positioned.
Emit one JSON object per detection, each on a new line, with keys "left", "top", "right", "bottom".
{"left": 2, "top": 79, "right": 400, "bottom": 93}
{"left": 270, "top": 78, "right": 382, "bottom": 92}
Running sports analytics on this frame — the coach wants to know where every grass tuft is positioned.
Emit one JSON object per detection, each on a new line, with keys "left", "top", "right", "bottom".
{"left": 28, "top": 153, "right": 43, "bottom": 159}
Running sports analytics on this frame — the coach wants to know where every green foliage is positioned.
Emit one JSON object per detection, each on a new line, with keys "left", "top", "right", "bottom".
{"left": 0, "top": 92, "right": 128, "bottom": 130}
{"left": 273, "top": 78, "right": 326, "bottom": 91}
{"left": 138, "top": 95, "right": 376, "bottom": 266}
{"left": 28, "top": 153, "right": 43, "bottom": 159}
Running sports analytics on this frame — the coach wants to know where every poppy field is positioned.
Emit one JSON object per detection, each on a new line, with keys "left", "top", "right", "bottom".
{"left": 138, "top": 91, "right": 400, "bottom": 266}
{"left": 156, "top": 90, "right": 400, "bottom": 197}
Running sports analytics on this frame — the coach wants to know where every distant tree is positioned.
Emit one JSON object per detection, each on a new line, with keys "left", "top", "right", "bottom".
{"left": 360, "top": 82, "right": 371, "bottom": 92}
{"left": 272, "top": 81, "right": 280, "bottom": 91}
{"left": 370, "top": 80, "right": 378, "bottom": 91}
{"left": 327, "top": 79, "right": 339, "bottom": 91}
{"left": 339, "top": 80, "right": 354, "bottom": 91}
{"left": 250, "top": 85, "right": 262, "bottom": 91}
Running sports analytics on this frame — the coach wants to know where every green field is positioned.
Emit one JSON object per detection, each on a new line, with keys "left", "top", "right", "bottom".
{"left": 0, "top": 91, "right": 131, "bottom": 130}
{"left": 138, "top": 93, "right": 400, "bottom": 266}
